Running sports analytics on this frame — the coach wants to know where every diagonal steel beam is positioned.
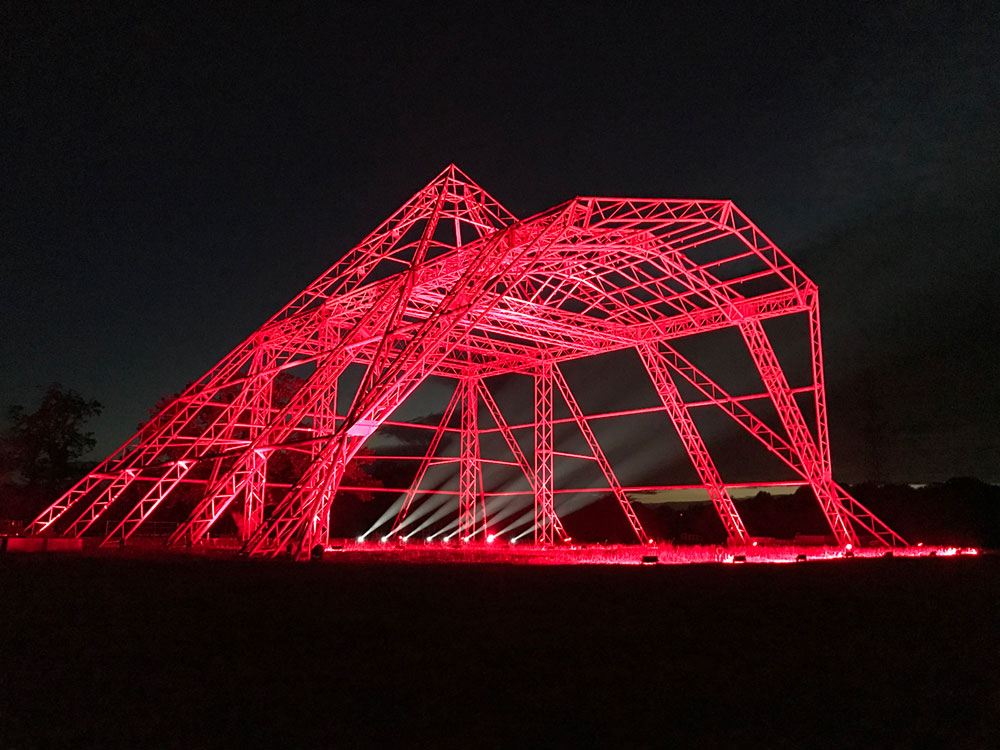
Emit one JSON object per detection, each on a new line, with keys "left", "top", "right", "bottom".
{"left": 389, "top": 384, "right": 463, "bottom": 537}
{"left": 656, "top": 341, "right": 905, "bottom": 547}
{"left": 551, "top": 366, "right": 649, "bottom": 543}
{"left": 738, "top": 318, "right": 856, "bottom": 547}
{"left": 637, "top": 343, "right": 750, "bottom": 544}
{"left": 248, "top": 204, "right": 579, "bottom": 556}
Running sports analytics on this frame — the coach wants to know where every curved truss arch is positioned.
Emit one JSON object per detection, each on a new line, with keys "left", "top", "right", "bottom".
{"left": 28, "top": 166, "right": 904, "bottom": 556}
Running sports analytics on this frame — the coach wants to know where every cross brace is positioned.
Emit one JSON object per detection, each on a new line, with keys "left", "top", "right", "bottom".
{"left": 637, "top": 343, "right": 750, "bottom": 544}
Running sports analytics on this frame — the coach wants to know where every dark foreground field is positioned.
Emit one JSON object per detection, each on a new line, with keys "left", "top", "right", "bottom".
{"left": 2, "top": 553, "right": 998, "bottom": 749}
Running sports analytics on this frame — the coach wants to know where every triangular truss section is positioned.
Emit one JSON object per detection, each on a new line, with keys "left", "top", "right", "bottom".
{"left": 29, "top": 165, "right": 906, "bottom": 557}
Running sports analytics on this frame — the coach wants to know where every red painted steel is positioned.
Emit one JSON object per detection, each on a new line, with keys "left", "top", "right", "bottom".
{"left": 550, "top": 366, "right": 648, "bottom": 543}
{"left": 27, "top": 165, "right": 906, "bottom": 557}
{"left": 637, "top": 343, "right": 750, "bottom": 545}
{"left": 534, "top": 362, "right": 557, "bottom": 545}
{"left": 459, "top": 377, "right": 483, "bottom": 541}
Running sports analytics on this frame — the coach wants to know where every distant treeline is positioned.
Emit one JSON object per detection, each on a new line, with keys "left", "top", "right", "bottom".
{"left": 5, "top": 387, "right": 995, "bottom": 548}
{"left": 595, "top": 478, "right": 1000, "bottom": 549}
{"left": 334, "top": 475, "right": 1000, "bottom": 550}
{"left": 4, "top": 463, "right": 997, "bottom": 550}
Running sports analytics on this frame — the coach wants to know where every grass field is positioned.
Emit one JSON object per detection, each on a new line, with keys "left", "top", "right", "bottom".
{"left": 2, "top": 553, "right": 998, "bottom": 748}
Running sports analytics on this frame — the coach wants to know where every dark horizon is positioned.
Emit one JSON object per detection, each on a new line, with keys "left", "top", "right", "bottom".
{"left": 3, "top": 3, "right": 997, "bottom": 485}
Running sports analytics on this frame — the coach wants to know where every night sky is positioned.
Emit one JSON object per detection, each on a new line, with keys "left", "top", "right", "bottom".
{"left": 3, "top": 2, "right": 998, "bottom": 484}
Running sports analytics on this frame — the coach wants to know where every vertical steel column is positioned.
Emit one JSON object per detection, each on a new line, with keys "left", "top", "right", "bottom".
{"left": 808, "top": 295, "right": 832, "bottom": 474}
{"left": 478, "top": 381, "right": 570, "bottom": 542}
{"left": 243, "top": 345, "right": 273, "bottom": 541}
{"left": 458, "top": 376, "right": 481, "bottom": 541}
{"left": 302, "top": 317, "right": 343, "bottom": 549}
{"left": 738, "top": 318, "right": 857, "bottom": 546}
{"left": 307, "top": 378, "right": 338, "bottom": 547}
{"left": 243, "top": 450, "right": 268, "bottom": 541}
{"left": 534, "top": 362, "right": 557, "bottom": 545}
{"left": 637, "top": 343, "right": 750, "bottom": 545}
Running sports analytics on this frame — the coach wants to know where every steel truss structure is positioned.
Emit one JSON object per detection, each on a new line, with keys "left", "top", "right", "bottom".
{"left": 29, "top": 165, "right": 906, "bottom": 557}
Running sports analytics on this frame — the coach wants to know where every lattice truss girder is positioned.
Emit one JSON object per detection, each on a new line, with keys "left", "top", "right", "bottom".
{"left": 29, "top": 165, "right": 906, "bottom": 555}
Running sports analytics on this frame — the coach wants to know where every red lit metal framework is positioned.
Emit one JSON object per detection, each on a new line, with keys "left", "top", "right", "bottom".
{"left": 28, "top": 165, "right": 907, "bottom": 557}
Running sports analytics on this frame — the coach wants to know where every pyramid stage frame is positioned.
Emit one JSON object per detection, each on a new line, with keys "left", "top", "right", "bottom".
{"left": 27, "top": 165, "right": 910, "bottom": 560}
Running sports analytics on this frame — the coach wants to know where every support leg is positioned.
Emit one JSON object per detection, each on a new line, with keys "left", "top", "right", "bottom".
{"left": 739, "top": 318, "right": 857, "bottom": 547}
{"left": 243, "top": 361, "right": 274, "bottom": 542}
{"left": 478, "top": 381, "right": 569, "bottom": 542}
{"left": 534, "top": 362, "right": 557, "bottom": 545}
{"left": 307, "top": 378, "right": 338, "bottom": 547}
{"left": 656, "top": 341, "right": 905, "bottom": 546}
{"left": 637, "top": 343, "right": 750, "bottom": 545}
{"left": 459, "top": 376, "right": 482, "bottom": 541}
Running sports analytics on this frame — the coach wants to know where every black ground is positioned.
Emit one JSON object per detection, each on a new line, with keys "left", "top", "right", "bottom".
{"left": 2, "top": 553, "right": 998, "bottom": 749}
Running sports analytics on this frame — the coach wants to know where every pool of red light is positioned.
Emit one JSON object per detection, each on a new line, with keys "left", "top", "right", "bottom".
{"left": 321, "top": 541, "right": 980, "bottom": 566}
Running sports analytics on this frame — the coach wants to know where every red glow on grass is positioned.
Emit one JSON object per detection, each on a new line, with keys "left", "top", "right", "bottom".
{"left": 315, "top": 540, "right": 979, "bottom": 567}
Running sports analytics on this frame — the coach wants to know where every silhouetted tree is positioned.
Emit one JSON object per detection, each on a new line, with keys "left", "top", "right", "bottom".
{"left": 0, "top": 384, "right": 102, "bottom": 522}
{"left": 0, "top": 384, "right": 102, "bottom": 485}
